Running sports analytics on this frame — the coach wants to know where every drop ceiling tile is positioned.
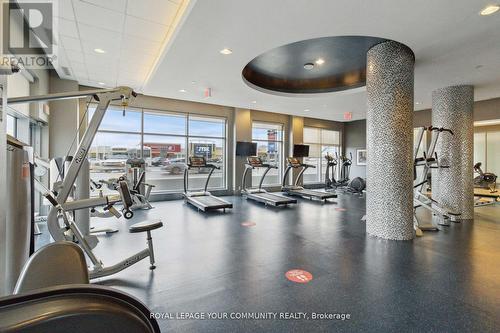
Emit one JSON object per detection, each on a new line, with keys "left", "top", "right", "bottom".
{"left": 73, "top": 0, "right": 125, "bottom": 33}
{"left": 65, "top": 49, "right": 85, "bottom": 63}
{"left": 78, "top": 23, "right": 122, "bottom": 43}
{"left": 70, "top": 62, "right": 87, "bottom": 72}
{"left": 59, "top": 18, "right": 79, "bottom": 38}
{"left": 80, "top": 0, "right": 127, "bottom": 12}
{"left": 60, "top": 36, "right": 81, "bottom": 52}
{"left": 123, "top": 15, "right": 169, "bottom": 42}
{"left": 126, "top": 0, "right": 179, "bottom": 25}
{"left": 57, "top": 0, "right": 75, "bottom": 20}
{"left": 82, "top": 40, "right": 122, "bottom": 56}
{"left": 121, "top": 36, "right": 161, "bottom": 56}
{"left": 119, "top": 54, "right": 157, "bottom": 69}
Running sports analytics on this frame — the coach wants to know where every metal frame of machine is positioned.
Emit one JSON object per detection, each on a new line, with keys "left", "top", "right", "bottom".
{"left": 183, "top": 156, "right": 232, "bottom": 212}
{"left": 282, "top": 157, "right": 337, "bottom": 202}
{"left": 242, "top": 156, "right": 297, "bottom": 207}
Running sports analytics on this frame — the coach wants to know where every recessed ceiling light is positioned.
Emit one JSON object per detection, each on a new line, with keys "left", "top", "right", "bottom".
{"left": 315, "top": 58, "right": 325, "bottom": 65}
{"left": 251, "top": 100, "right": 257, "bottom": 104}
{"left": 94, "top": 48, "right": 106, "bottom": 54}
{"left": 191, "top": 81, "right": 197, "bottom": 84}
{"left": 415, "top": 102, "right": 421, "bottom": 105}
{"left": 480, "top": 4, "right": 500, "bottom": 15}
{"left": 179, "top": 89, "right": 187, "bottom": 93}
{"left": 303, "top": 63, "right": 314, "bottom": 70}
{"left": 220, "top": 48, "right": 232, "bottom": 55}
{"left": 304, "top": 109, "right": 310, "bottom": 112}
{"left": 98, "top": 82, "right": 105, "bottom": 85}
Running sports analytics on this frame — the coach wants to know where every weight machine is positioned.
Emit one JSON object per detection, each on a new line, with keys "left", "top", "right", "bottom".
{"left": 5, "top": 86, "right": 164, "bottom": 279}
{"left": 413, "top": 126, "right": 460, "bottom": 236}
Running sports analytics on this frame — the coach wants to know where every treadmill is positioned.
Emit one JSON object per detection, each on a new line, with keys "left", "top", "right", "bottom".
{"left": 282, "top": 157, "right": 337, "bottom": 202}
{"left": 183, "top": 156, "right": 233, "bottom": 212}
{"left": 242, "top": 156, "right": 297, "bottom": 206}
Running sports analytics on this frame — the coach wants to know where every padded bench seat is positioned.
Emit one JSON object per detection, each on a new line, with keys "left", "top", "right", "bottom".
{"left": 129, "top": 220, "right": 163, "bottom": 233}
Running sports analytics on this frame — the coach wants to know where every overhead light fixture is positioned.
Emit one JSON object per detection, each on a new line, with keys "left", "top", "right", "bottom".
{"left": 179, "top": 89, "right": 187, "bottom": 93}
{"left": 303, "top": 63, "right": 314, "bottom": 70}
{"left": 415, "top": 102, "right": 421, "bottom": 105}
{"left": 98, "top": 82, "right": 105, "bottom": 85}
{"left": 220, "top": 48, "right": 232, "bottom": 55}
{"left": 94, "top": 48, "right": 106, "bottom": 54}
{"left": 315, "top": 58, "right": 325, "bottom": 65}
{"left": 480, "top": 4, "right": 500, "bottom": 15}
{"left": 304, "top": 109, "right": 310, "bottom": 112}
{"left": 251, "top": 100, "right": 257, "bottom": 104}
{"left": 191, "top": 81, "right": 197, "bottom": 84}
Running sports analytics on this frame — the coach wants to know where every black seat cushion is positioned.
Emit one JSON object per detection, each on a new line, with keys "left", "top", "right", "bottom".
{"left": 129, "top": 220, "right": 163, "bottom": 233}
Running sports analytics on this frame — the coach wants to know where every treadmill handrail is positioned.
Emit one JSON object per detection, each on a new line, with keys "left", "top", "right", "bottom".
{"left": 184, "top": 162, "right": 218, "bottom": 194}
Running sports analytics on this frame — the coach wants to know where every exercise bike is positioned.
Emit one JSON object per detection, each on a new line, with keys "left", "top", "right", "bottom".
{"left": 473, "top": 162, "right": 497, "bottom": 193}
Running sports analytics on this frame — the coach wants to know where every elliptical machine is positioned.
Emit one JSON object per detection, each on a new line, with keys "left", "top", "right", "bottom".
{"left": 324, "top": 152, "right": 365, "bottom": 195}
{"left": 473, "top": 162, "right": 497, "bottom": 193}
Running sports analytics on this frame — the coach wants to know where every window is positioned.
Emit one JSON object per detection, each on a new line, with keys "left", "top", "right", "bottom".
{"left": 6, "top": 114, "right": 16, "bottom": 137}
{"left": 474, "top": 127, "right": 500, "bottom": 188}
{"left": 302, "top": 127, "right": 341, "bottom": 184}
{"left": 88, "top": 107, "right": 142, "bottom": 196}
{"left": 252, "top": 122, "right": 283, "bottom": 186}
{"left": 88, "top": 107, "right": 227, "bottom": 195}
{"left": 188, "top": 116, "right": 226, "bottom": 190}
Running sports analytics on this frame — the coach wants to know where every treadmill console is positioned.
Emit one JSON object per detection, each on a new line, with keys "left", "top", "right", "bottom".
{"left": 246, "top": 156, "right": 263, "bottom": 167}
{"left": 287, "top": 157, "right": 301, "bottom": 167}
{"left": 189, "top": 156, "right": 207, "bottom": 167}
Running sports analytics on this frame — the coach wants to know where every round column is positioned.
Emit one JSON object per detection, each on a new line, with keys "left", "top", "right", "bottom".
{"left": 366, "top": 41, "right": 415, "bottom": 240}
{"left": 432, "top": 85, "right": 474, "bottom": 220}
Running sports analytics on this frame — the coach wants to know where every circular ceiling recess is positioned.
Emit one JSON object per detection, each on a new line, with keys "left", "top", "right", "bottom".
{"left": 242, "top": 36, "right": 389, "bottom": 94}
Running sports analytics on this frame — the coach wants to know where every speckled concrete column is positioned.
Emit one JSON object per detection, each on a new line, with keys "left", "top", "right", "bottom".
{"left": 366, "top": 41, "right": 415, "bottom": 240}
{"left": 432, "top": 85, "right": 474, "bottom": 220}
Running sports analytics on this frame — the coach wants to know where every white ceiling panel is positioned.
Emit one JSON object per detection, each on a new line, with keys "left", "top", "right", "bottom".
{"left": 81, "top": 39, "right": 122, "bottom": 56}
{"left": 64, "top": 49, "right": 85, "bottom": 63}
{"left": 73, "top": 0, "right": 125, "bottom": 32}
{"left": 60, "top": 36, "right": 81, "bottom": 52}
{"left": 127, "top": 0, "right": 179, "bottom": 25}
{"left": 121, "top": 36, "right": 161, "bottom": 56}
{"left": 59, "top": 18, "right": 79, "bottom": 38}
{"left": 123, "top": 15, "right": 169, "bottom": 42}
{"left": 78, "top": 23, "right": 122, "bottom": 43}
{"left": 53, "top": 0, "right": 190, "bottom": 92}
{"left": 80, "top": 0, "right": 127, "bottom": 12}
{"left": 57, "top": 0, "right": 75, "bottom": 20}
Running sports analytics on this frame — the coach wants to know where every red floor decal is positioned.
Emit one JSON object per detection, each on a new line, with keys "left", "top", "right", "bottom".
{"left": 241, "top": 222, "right": 256, "bottom": 227}
{"left": 335, "top": 208, "right": 347, "bottom": 211}
{"left": 285, "top": 269, "right": 313, "bottom": 283}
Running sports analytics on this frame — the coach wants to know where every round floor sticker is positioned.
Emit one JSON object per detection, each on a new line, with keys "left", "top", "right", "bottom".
{"left": 241, "top": 222, "right": 256, "bottom": 227}
{"left": 335, "top": 208, "right": 347, "bottom": 212}
{"left": 285, "top": 269, "right": 313, "bottom": 283}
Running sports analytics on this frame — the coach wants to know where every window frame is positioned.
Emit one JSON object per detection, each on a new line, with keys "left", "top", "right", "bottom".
{"left": 302, "top": 126, "right": 342, "bottom": 184}
{"left": 88, "top": 105, "right": 228, "bottom": 194}
{"left": 251, "top": 121, "right": 285, "bottom": 187}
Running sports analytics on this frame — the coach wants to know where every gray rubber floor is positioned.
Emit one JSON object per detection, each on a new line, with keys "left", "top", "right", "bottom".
{"left": 36, "top": 194, "right": 500, "bottom": 332}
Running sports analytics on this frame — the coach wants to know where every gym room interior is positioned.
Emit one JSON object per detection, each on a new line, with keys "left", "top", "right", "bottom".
{"left": 1, "top": 1, "right": 499, "bottom": 332}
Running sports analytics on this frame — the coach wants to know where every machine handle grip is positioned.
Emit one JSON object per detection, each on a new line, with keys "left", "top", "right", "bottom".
{"left": 107, "top": 205, "right": 122, "bottom": 218}
{"left": 206, "top": 163, "right": 220, "bottom": 170}
{"left": 302, "top": 164, "right": 316, "bottom": 169}
{"left": 43, "top": 193, "right": 59, "bottom": 207}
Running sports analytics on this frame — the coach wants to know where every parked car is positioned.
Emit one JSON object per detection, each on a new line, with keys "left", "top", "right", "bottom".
{"left": 151, "top": 157, "right": 167, "bottom": 167}
{"left": 162, "top": 158, "right": 186, "bottom": 175}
